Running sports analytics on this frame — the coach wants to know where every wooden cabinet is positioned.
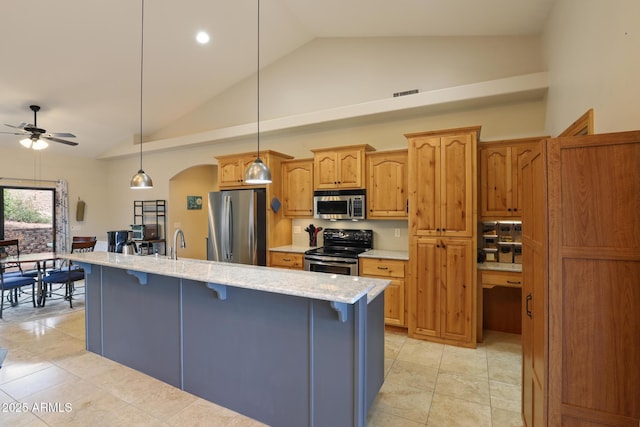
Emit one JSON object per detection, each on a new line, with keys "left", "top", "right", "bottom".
{"left": 478, "top": 137, "right": 541, "bottom": 218}
{"left": 281, "top": 158, "right": 314, "bottom": 217}
{"left": 217, "top": 154, "right": 258, "bottom": 187}
{"left": 407, "top": 127, "right": 479, "bottom": 237}
{"left": 215, "top": 150, "right": 294, "bottom": 250}
{"left": 410, "top": 237, "right": 474, "bottom": 345}
{"left": 269, "top": 251, "right": 304, "bottom": 270}
{"left": 521, "top": 131, "right": 640, "bottom": 427}
{"left": 360, "top": 257, "right": 407, "bottom": 327}
{"left": 311, "top": 144, "right": 374, "bottom": 189}
{"left": 406, "top": 126, "right": 479, "bottom": 348}
{"left": 366, "top": 149, "right": 408, "bottom": 219}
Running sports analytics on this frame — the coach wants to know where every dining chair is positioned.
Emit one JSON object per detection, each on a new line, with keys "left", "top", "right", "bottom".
{"left": 0, "top": 239, "right": 36, "bottom": 318}
{"left": 42, "top": 239, "right": 96, "bottom": 308}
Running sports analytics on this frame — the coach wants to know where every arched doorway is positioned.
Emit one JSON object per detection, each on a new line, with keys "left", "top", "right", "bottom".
{"left": 168, "top": 164, "right": 217, "bottom": 260}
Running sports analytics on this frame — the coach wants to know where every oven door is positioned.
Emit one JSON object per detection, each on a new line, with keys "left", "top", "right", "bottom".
{"left": 304, "top": 255, "right": 358, "bottom": 276}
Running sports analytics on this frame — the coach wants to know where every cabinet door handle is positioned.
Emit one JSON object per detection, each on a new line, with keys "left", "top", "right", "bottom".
{"left": 441, "top": 240, "right": 446, "bottom": 249}
{"left": 525, "top": 293, "right": 533, "bottom": 318}
{"left": 507, "top": 280, "right": 521, "bottom": 285}
{"left": 377, "top": 266, "right": 388, "bottom": 270}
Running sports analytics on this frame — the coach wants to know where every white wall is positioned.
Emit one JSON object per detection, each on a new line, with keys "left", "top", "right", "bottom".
{"left": 543, "top": 0, "right": 640, "bottom": 135}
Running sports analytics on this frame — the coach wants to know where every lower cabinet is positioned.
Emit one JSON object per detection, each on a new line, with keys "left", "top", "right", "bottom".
{"left": 269, "top": 251, "right": 304, "bottom": 270}
{"left": 409, "top": 237, "right": 475, "bottom": 347}
{"left": 359, "top": 257, "right": 407, "bottom": 327}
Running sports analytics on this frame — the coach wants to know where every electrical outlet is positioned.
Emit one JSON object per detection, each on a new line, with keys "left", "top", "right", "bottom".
{"left": 293, "top": 226, "right": 301, "bottom": 234}
{"left": 394, "top": 228, "right": 401, "bottom": 238}
{"left": 71, "top": 225, "right": 81, "bottom": 231}
{"left": 174, "top": 222, "right": 181, "bottom": 229}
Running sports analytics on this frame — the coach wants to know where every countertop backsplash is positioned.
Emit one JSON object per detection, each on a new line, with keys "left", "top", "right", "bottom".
{"left": 291, "top": 218, "right": 408, "bottom": 251}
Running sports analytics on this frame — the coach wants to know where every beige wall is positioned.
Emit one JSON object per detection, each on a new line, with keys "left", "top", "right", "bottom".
{"left": 168, "top": 165, "right": 217, "bottom": 260}
{"left": 543, "top": 0, "right": 640, "bottom": 135}
{"left": 154, "top": 36, "right": 544, "bottom": 139}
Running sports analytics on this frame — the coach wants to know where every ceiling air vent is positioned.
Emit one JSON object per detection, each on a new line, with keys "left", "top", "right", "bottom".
{"left": 393, "top": 89, "right": 419, "bottom": 97}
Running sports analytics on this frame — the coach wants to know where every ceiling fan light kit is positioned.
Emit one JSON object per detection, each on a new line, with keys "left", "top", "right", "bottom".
{"left": 130, "top": 0, "right": 153, "bottom": 190}
{"left": 245, "top": 0, "right": 272, "bottom": 185}
{"left": 20, "top": 136, "right": 48, "bottom": 150}
{"left": 3, "top": 104, "right": 78, "bottom": 150}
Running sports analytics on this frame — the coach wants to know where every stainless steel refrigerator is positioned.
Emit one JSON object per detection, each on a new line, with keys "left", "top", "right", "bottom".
{"left": 207, "top": 189, "right": 267, "bottom": 266}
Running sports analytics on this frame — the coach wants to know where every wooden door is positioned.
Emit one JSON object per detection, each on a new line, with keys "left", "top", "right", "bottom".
{"left": 440, "top": 134, "right": 474, "bottom": 237}
{"left": 521, "top": 141, "right": 548, "bottom": 427}
{"left": 366, "top": 150, "right": 408, "bottom": 218}
{"left": 440, "top": 238, "right": 473, "bottom": 343}
{"left": 282, "top": 159, "right": 314, "bottom": 217}
{"left": 411, "top": 237, "right": 440, "bottom": 337}
{"left": 511, "top": 143, "right": 535, "bottom": 216}
{"left": 336, "top": 148, "right": 363, "bottom": 188}
{"left": 314, "top": 151, "right": 338, "bottom": 189}
{"left": 547, "top": 133, "right": 640, "bottom": 426}
{"left": 218, "top": 157, "right": 243, "bottom": 187}
{"left": 408, "top": 136, "right": 440, "bottom": 236}
{"left": 480, "top": 146, "right": 511, "bottom": 217}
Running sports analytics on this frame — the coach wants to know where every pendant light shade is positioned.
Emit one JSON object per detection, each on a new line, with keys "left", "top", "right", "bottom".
{"left": 130, "top": 0, "right": 153, "bottom": 189}
{"left": 245, "top": 0, "right": 271, "bottom": 185}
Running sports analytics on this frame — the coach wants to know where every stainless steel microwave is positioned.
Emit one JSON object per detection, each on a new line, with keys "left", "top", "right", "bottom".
{"left": 313, "top": 189, "right": 366, "bottom": 220}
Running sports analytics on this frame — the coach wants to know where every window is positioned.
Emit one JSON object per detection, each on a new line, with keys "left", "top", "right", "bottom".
{"left": 1, "top": 187, "right": 56, "bottom": 254}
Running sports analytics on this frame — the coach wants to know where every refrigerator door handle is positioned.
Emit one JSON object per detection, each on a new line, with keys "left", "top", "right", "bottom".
{"left": 228, "top": 197, "right": 234, "bottom": 261}
{"left": 248, "top": 192, "right": 255, "bottom": 263}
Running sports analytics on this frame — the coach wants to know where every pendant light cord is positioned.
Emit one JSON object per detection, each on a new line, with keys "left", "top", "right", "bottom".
{"left": 139, "top": 0, "right": 145, "bottom": 168}
{"left": 256, "top": 0, "right": 261, "bottom": 158}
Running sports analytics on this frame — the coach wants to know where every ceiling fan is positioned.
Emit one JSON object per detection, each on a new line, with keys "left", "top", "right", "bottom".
{"left": 2, "top": 105, "right": 78, "bottom": 149}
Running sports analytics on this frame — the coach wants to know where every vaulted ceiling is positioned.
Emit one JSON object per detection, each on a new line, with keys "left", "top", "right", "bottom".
{"left": 0, "top": 0, "right": 556, "bottom": 157}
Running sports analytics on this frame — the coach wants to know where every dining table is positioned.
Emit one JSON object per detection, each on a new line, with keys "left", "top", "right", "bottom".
{"left": 0, "top": 252, "right": 60, "bottom": 307}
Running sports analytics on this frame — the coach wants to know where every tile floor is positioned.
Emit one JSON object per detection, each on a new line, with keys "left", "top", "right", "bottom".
{"left": 0, "top": 308, "right": 523, "bottom": 426}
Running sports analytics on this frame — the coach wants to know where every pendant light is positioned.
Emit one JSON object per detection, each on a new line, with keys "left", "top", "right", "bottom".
{"left": 245, "top": 0, "right": 272, "bottom": 185}
{"left": 130, "top": 0, "right": 153, "bottom": 189}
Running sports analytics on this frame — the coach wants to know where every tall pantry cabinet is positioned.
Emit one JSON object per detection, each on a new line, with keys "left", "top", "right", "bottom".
{"left": 406, "top": 126, "right": 480, "bottom": 348}
{"left": 520, "top": 131, "right": 640, "bottom": 427}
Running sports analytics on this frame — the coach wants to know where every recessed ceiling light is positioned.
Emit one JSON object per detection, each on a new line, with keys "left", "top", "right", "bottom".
{"left": 196, "top": 31, "right": 210, "bottom": 44}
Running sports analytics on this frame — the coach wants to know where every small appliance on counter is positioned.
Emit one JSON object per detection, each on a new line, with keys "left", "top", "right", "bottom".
{"left": 130, "top": 224, "right": 159, "bottom": 241}
{"left": 107, "top": 230, "right": 130, "bottom": 253}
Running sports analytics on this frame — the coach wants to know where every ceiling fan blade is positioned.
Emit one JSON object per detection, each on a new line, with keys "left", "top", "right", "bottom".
{"left": 0, "top": 131, "right": 27, "bottom": 135}
{"left": 45, "top": 132, "right": 76, "bottom": 138}
{"left": 4, "top": 122, "right": 30, "bottom": 130}
{"left": 43, "top": 136, "right": 79, "bottom": 146}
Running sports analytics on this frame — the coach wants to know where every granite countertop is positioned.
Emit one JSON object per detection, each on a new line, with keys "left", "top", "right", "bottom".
{"left": 64, "top": 251, "right": 389, "bottom": 305}
{"left": 477, "top": 262, "right": 523, "bottom": 273}
{"left": 359, "top": 249, "right": 409, "bottom": 261}
{"left": 269, "top": 245, "right": 313, "bottom": 254}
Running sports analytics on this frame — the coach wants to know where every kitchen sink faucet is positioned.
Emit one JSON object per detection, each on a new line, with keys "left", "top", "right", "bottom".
{"left": 170, "top": 228, "right": 186, "bottom": 260}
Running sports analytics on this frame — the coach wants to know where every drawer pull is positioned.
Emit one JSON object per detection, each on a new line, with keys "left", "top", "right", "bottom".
{"left": 282, "top": 258, "right": 291, "bottom": 262}
{"left": 377, "top": 266, "right": 389, "bottom": 270}
{"left": 507, "top": 280, "right": 521, "bottom": 285}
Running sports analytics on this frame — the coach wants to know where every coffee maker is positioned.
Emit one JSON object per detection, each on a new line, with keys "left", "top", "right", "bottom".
{"left": 107, "top": 230, "right": 130, "bottom": 253}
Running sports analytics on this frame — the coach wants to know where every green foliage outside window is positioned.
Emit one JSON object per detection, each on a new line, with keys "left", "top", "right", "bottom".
{"left": 4, "top": 192, "right": 51, "bottom": 224}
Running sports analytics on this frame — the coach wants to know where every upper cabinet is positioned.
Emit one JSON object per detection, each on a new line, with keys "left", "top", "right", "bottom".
{"left": 281, "top": 158, "right": 314, "bottom": 218}
{"left": 366, "top": 149, "right": 408, "bottom": 219}
{"left": 216, "top": 151, "right": 293, "bottom": 189}
{"left": 478, "top": 137, "right": 542, "bottom": 218}
{"left": 406, "top": 127, "right": 479, "bottom": 237}
{"left": 311, "top": 144, "right": 374, "bottom": 189}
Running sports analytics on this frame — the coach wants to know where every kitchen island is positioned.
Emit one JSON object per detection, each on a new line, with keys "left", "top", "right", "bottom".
{"left": 64, "top": 251, "right": 390, "bottom": 427}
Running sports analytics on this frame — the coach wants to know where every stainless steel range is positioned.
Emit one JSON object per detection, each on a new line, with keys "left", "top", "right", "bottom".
{"left": 304, "top": 228, "right": 373, "bottom": 276}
